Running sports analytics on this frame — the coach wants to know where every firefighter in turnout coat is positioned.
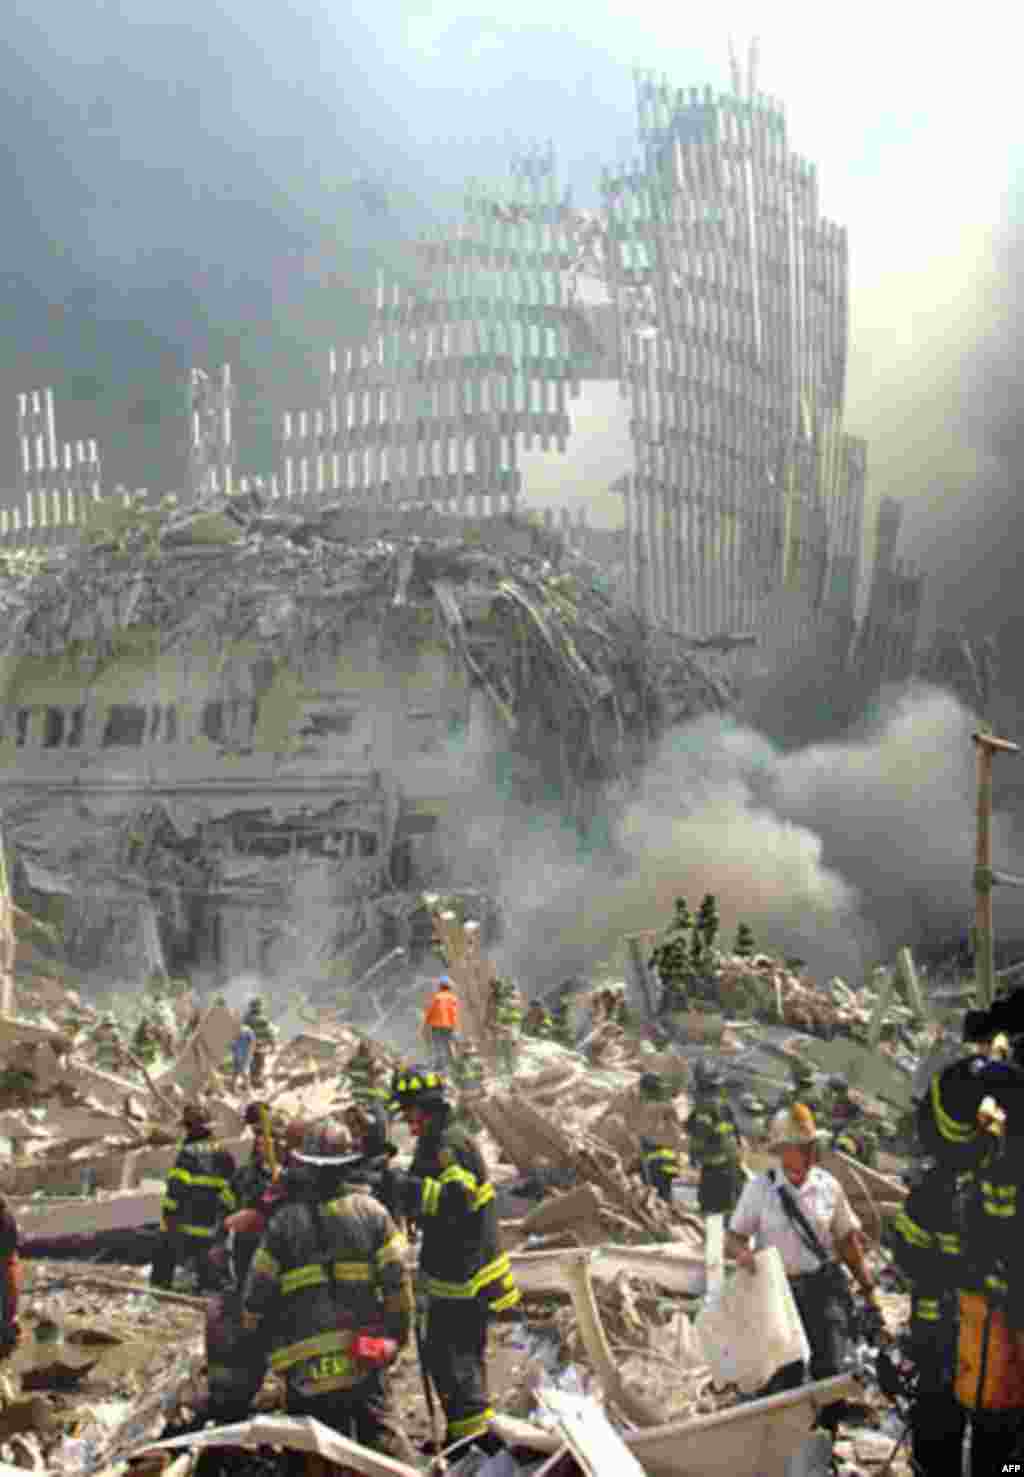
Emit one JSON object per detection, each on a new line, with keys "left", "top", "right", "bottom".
{"left": 387, "top": 1066, "right": 520, "bottom": 1451}
{"left": 152, "top": 1102, "right": 237, "bottom": 1290}
{"left": 632, "top": 1073, "right": 683, "bottom": 1202}
{"left": 686, "top": 1060, "right": 745, "bottom": 1215}
{"left": 240, "top": 1139, "right": 418, "bottom": 1464}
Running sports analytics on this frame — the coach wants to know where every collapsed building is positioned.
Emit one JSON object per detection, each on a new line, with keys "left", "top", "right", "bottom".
{"left": 0, "top": 498, "right": 730, "bottom": 988}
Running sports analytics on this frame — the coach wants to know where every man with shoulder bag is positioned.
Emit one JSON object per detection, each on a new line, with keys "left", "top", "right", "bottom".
{"left": 725, "top": 1105, "right": 885, "bottom": 1442}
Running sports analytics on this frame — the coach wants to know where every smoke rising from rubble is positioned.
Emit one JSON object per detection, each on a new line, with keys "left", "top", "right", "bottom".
{"left": 420, "top": 686, "right": 1024, "bottom": 991}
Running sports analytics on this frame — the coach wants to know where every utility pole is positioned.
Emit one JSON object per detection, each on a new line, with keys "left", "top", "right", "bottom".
{"left": 973, "top": 730, "right": 1021, "bottom": 1008}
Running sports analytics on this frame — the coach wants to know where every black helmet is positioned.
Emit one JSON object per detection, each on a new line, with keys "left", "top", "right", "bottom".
{"left": 828, "top": 1074, "right": 849, "bottom": 1093}
{"left": 639, "top": 1072, "right": 664, "bottom": 1101}
{"left": 391, "top": 1064, "right": 448, "bottom": 1110}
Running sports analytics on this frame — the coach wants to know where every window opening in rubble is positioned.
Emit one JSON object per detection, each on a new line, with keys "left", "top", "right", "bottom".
{"left": 102, "top": 705, "right": 147, "bottom": 747}
{"left": 15, "top": 709, "right": 29, "bottom": 747}
{"left": 67, "top": 707, "right": 85, "bottom": 748}
{"left": 202, "top": 701, "right": 225, "bottom": 742}
{"left": 358, "top": 831, "right": 378, "bottom": 858}
{"left": 43, "top": 707, "right": 64, "bottom": 748}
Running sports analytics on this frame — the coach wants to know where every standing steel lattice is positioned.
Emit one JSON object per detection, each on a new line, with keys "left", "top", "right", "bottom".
{"left": 605, "top": 70, "right": 867, "bottom": 665}
{"left": 188, "top": 365, "right": 235, "bottom": 502}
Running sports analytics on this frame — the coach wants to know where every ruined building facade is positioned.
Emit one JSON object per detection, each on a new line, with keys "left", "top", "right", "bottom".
{"left": 607, "top": 74, "right": 870, "bottom": 679}
{"left": 0, "top": 69, "right": 920, "bottom": 684}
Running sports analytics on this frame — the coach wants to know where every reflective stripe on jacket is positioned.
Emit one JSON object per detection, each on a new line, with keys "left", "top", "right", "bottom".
{"left": 162, "top": 1134, "right": 237, "bottom": 1237}
{"left": 242, "top": 1191, "right": 412, "bottom": 1392}
{"left": 406, "top": 1122, "right": 520, "bottom": 1312}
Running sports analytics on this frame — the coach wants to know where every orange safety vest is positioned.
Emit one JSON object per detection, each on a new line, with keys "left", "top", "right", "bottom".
{"left": 425, "top": 990, "right": 459, "bottom": 1030}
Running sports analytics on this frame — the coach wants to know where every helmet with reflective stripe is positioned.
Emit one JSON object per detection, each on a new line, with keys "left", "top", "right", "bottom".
{"left": 392, "top": 1064, "right": 448, "bottom": 1108}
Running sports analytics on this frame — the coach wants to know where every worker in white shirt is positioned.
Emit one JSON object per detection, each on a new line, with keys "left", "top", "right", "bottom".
{"left": 725, "top": 1103, "right": 884, "bottom": 1439}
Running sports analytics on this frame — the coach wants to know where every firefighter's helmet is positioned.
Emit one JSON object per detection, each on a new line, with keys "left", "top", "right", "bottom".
{"left": 391, "top": 1065, "right": 448, "bottom": 1110}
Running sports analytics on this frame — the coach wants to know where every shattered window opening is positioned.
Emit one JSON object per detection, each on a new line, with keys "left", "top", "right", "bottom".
{"left": 42, "top": 707, "right": 64, "bottom": 748}
{"left": 102, "top": 705, "right": 147, "bottom": 747}
{"left": 202, "top": 701, "right": 225, "bottom": 742}
{"left": 15, "top": 709, "right": 30, "bottom": 747}
{"left": 66, "top": 706, "right": 85, "bottom": 748}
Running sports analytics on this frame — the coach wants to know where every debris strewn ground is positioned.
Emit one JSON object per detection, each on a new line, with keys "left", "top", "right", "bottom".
{"left": 0, "top": 895, "right": 955, "bottom": 1474}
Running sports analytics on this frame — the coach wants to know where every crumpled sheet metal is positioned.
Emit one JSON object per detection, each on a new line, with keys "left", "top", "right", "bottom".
{"left": 137, "top": 1413, "right": 422, "bottom": 1477}
{"left": 492, "top": 1375, "right": 861, "bottom": 1477}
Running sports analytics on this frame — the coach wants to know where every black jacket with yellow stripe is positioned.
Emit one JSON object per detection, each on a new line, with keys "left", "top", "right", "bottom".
{"left": 402, "top": 1120, "right": 519, "bottom": 1312}
{"left": 686, "top": 1092, "right": 741, "bottom": 1170}
{"left": 891, "top": 1161, "right": 965, "bottom": 1335}
{"left": 920, "top": 1056, "right": 1024, "bottom": 1321}
{"left": 241, "top": 1190, "right": 413, "bottom": 1394}
{"left": 162, "top": 1132, "right": 237, "bottom": 1240}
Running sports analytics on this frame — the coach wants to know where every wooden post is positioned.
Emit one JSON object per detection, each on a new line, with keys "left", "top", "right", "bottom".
{"left": 973, "top": 731, "right": 1021, "bottom": 1009}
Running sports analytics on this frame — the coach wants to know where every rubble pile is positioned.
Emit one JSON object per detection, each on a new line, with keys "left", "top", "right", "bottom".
{"left": 0, "top": 896, "right": 943, "bottom": 1475}
{"left": 1, "top": 495, "right": 732, "bottom": 807}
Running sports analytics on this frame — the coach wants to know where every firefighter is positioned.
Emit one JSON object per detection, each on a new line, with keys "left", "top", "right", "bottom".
{"left": 890, "top": 1155, "right": 970, "bottom": 1475}
{"left": 91, "top": 1013, "right": 125, "bottom": 1074}
{"left": 686, "top": 1060, "right": 745, "bottom": 1216}
{"left": 523, "top": 1000, "right": 554, "bottom": 1040}
{"left": 241, "top": 1132, "right": 418, "bottom": 1464}
{"left": 828, "top": 1075, "right": 879, "bottom": 1169}
{"left": 423, "top": 977, "right": 460, "bottom": 1072}
{"left": 231, "top": 1104, "right": 284, "bottom": 1284}
{"left": 488, "top": 978, "right": 523, "bottom": 1077}
{"left": 551, "top": 987, "right": 575, "bottom": 1049}
{"left": 346, "top": 1041, "right": 390, "bottom": 1110}
{"left": 243, "top": 998, "right": 277, "bottom": 1088}
{"left": 132, "top": 1015, "right": 159, "bottom": 1068}
{"left": 386, "top": 1066, "right": 520, "bottom": 1452}
{"left": 918, "top": 1040, "right": 1024, "bottom": 1475}
{"left": 633, "top": 1073, "right": 682, "bottom": 1202}
{"left": 776, "top": 1057, "right": 826, "bottom": 1119}
{"left": 151, "top": 1102, "right": 237, "bottom": 1291}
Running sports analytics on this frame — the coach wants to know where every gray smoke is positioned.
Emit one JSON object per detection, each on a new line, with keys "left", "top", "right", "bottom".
{"left": 422, "top": 685, "right": 1024, "bottom": 992}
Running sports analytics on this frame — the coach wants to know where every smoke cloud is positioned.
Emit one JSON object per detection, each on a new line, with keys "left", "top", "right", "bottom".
{"left": 422, "top": 685, "right": 1024, "bottom": 993}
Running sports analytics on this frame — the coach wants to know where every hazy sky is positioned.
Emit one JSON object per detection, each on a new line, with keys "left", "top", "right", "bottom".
{"left": 2, "top": 0, "right": 1021, "bottom": 650}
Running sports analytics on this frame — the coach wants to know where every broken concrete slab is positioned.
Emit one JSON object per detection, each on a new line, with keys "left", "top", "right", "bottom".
{"left": 155, "top": 1002, "right": 240, "bottom": 1095}
{"left": 510, "top": 1243, "right": 707, "bottom": 1299}
{"left": 791, "top": 1037, "right": 913, "bottom": 1109}
{"left": 14, "top": 1189, "right": 163, "bottom": 1238}
{"left": 520, "top": 1185, "right": 604, "bottom": 1238}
